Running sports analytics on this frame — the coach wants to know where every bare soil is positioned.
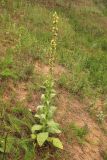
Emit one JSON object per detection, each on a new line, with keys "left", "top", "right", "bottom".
{"left": 56, "top": 89, "right": 107, "bottom": 160}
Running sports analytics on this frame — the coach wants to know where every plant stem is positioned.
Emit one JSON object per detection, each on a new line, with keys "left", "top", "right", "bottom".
{"left": 2, "top": 133, "right": 8, "bottom": 160}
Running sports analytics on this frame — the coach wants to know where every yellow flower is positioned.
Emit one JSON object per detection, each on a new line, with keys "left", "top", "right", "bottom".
{"left": 48, "top": 12, "right": 59, "bottom": 76}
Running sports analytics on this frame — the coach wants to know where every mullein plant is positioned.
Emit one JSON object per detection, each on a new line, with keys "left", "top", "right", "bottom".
{"left": 31, "top": 12, "right": 63, "bottom": 149}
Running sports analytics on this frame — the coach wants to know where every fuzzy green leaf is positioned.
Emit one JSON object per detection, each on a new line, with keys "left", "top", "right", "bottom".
{"left": 34, "top": 114, "right": 41, "bottom": 118}
{"left": 37, "top": 132, "right": 48, "bottom": 146}
{"left": 48, "top": 106, "right": 56, "bottom": 118}
{"left": 35, "top": 114, "right": 46, "bottom": 120}
{"left": 50, "top": 93, "right": 56, "bottom": 98}
{"left": 47, "top": 120, "right": 61, "bottom": 134}
{"left": 31, "top": 125, "right": 43, "bottom": 133}
{"left": 31, "top": 134, "right": 36, "bottom": 140}
{"left": 52, "top": 138, "right": 63, "bottom": 149}
{"left": 48, "top": 127, "right": 61, "bottom": 134}
{"left": 41, "top": 94, "right": 45, "bottom": 100}
{"left": 37, "top": 105, "right": 44, "bottom": 111}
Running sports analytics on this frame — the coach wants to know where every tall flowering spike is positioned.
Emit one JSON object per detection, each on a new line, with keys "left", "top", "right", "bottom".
{"left": 49, "top": 12, "right": 59, "bottom": 76}
{"left": 31, "top": 12, "right": 63, "bottom": 149}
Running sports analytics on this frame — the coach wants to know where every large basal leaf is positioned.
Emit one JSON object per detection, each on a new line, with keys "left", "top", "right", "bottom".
{"left": 52, "top": 138, "right": 63, "bottom": 149}
{"left": 31, "top": 124, "right": 43, "bottom": 133}
{"left": 47, "top": 120, "right": 61, "bottom": 134}
{"left": 47, "top": 120, "right": 59, "bottom": 128}
{"left": 48, "top": 127, "right": 61, "bottom": 134}
{"left": 37, "top": 132, "right": 48, "bottom": 146}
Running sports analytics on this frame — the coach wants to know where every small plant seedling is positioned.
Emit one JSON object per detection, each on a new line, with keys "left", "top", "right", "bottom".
{"left": 65, "top": 122, "right": 89, "bottom": 145}
{"left": 96, "top": 111, "right": 105, "bottom": 124}
{"left": 87, "top": 100, "right": 106, "bottom": 124}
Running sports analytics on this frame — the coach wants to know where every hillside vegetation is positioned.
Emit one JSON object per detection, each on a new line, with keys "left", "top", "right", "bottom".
{"left": 0, "top": 0, "right": 107, "bottom": 160}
